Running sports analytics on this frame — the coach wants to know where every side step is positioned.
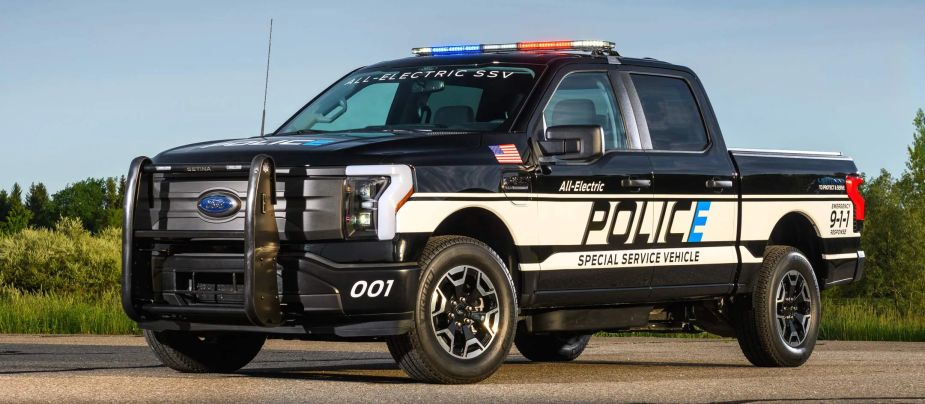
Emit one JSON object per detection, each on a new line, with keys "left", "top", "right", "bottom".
{"left": 526, "top": 306, "right": 652, "bottom": 333}
{"left": 122, "top": 154, "right": 282, "bottom": 327}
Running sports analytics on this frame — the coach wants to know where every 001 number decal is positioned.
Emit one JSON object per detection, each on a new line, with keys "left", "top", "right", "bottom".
{"left": 349, "top": 280, "right": 394, "bottom": 298}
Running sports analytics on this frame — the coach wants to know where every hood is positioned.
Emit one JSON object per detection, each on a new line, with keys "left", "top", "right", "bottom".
{"left": 151, "top": 132, "right": 487, "bottom": 167}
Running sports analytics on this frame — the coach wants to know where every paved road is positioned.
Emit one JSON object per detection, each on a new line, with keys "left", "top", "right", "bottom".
{"left": 0, "top": 335, "right": 923, "bottom": 403}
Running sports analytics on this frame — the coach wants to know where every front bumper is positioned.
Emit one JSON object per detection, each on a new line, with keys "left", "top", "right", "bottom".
{"left": 122, "top": 155, "right": 420, "bottom": 337}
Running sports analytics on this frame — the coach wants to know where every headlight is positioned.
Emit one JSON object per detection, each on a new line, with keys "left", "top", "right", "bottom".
{"left": 344, "top": 177, "right": 389, "bottom": 239}
{"left": 344, "top": 165, "right": 414, "bottom": 240}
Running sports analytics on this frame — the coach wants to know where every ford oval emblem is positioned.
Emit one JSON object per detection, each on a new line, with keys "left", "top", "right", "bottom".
{"left": 197, "top": 192, "right": 241, "bottom": 218}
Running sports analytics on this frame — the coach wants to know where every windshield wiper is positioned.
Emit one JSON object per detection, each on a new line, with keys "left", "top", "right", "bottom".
{"left": 360, "top": 125, "right": 462, "bottom": 134}
{"left": 275, "top": 128, "right": 388, "bottom": 137}
{"left": 273, "top": 129, "right": 330, "bottom": 136}
{"left": 275, "top": 126, "right": 472, "bottom": 137}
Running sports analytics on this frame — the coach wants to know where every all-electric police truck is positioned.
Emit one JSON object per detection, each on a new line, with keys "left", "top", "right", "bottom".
{"left": 122, "top": 40, "right": 866, "bottom": 384}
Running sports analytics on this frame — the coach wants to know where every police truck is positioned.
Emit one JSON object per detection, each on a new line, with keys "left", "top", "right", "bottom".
{"left": 122, "top": 40, "right": 866, "bottom": 383}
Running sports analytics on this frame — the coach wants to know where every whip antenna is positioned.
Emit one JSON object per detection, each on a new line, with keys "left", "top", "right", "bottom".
{"left": 259, "top": 18, "right": 273, "bottom": 137}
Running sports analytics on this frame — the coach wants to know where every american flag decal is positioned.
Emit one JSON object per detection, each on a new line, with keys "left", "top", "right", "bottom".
{"left": 489, "top": 144, "right": 523, "bottom": 164}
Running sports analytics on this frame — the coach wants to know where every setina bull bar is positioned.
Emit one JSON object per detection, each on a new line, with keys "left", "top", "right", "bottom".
{"left": 121, "top": 154, "right": 282, "bottom": 327}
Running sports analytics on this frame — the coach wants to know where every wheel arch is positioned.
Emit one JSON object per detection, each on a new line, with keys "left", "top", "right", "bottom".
{"left": 430, "top": 207, "right": 522, "bottom": 292}
{"left": 767, "top": 212, "right": 827, "bottom": 286}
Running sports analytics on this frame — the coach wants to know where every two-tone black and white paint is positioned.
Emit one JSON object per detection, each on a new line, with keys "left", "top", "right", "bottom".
{"left": 122, "top": 47, "right": 864, "bottom": 382}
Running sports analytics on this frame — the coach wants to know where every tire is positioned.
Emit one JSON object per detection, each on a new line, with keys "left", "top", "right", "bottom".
{"left": 386, "top": 236, "right": 517, "bottom": 384}
{"left": 514, "top": 327, "right": 592, "bottom": 362}
{"left": 733, "top": 245, "right": 821, "bottom": 367}
{"left": 143, "top": 330, "right": 266, "bottom": 373}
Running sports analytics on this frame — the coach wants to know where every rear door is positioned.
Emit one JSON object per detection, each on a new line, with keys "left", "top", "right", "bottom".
{"left": 621, "top": 69, "right": 739, "bottom": 299}
{"left": 526, "top": 65, "right": 656, "bottom": 307}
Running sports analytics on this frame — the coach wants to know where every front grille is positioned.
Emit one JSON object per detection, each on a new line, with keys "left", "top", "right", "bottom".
{"left": 145, "top": 173, "right": 345, "bottom": 241}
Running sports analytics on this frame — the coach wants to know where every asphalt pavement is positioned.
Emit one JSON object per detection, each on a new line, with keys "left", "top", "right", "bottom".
{"left": 0, "top": 335, "right": 923, "bottom": 403}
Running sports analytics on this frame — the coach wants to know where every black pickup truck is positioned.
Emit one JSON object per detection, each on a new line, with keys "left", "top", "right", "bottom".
{"left": 122, "top": 40, "right": 865, "bottom": 384}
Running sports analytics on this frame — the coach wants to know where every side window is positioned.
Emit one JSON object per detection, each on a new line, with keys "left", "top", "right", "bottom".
{"left": 631, "top": 74, "right": 708, "bottom": 151}
{"left": 543, "top": 72, "right": 628, "bottom": 150}
{"left": 311, "top": 83, "right": 399, "bottom": 131}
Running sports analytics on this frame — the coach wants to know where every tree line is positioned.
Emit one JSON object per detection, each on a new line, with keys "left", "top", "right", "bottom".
{"left": 0, "top": 177, "right": 125, "bottom": 234}
{"left": 839, "top": 108, "right": 925, "bottom": 310}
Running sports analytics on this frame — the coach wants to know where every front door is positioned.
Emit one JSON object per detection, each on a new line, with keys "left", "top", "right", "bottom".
{"left": 525, "top": 69, "right": 656, "bottom": 307}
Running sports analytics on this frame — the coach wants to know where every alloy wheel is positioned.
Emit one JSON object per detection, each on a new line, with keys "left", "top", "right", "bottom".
{"left": 775, "top": 270, "right": 813, "bottom": 347}
{"left": 430, "top": 265, "right": 501, "bottom": 359}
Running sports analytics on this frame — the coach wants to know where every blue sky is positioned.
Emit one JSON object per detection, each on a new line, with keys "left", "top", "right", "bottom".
{"left": 1, "top": 1, "right": 923, "bottom": 192}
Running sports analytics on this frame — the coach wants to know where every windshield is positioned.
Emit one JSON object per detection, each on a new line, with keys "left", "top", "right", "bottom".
{"left": 277, "top": 64, "right": 538, "bottom": 134}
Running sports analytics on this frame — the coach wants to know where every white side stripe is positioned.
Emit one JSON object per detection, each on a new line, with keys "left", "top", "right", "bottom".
{"left": 412, "top": 192, "right": 739, "bottom": 200}
{"left": 739, "top": 246, "right": 764, "bottom": 264}
{"left": 741, "top": 194, "right": 849, "bottom": 200}
{"left": 822, "top": 252, "right": 860, "bottom": 260}
{"left": 411, "top": 193, "right": 848, "bottom": 201}
{"left": 518, "top": 247, "right": 858, "bottom": 273}
{"left": 519, "top": 263, "right": 541, "bottom": 271}
{"left": 523, "top": 246, "right": 739, "bottom": 271}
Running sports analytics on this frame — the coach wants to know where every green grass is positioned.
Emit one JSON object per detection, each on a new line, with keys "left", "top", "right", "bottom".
{"left": 819, "top": 298, "right": 925, "bottom": 341}
{"left": 598, "top": 298, "right": 925, "bottom": 342}
{"left": 0, "top": 287, "right": 138, "bottom": 335}
{"left": 0, "top": 287, "right": 921, "bottom": 340}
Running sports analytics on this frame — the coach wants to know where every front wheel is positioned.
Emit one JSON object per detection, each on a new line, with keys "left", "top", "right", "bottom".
{"left": 733, "top": 246, "right": 821, "bottom": 367}
{"left": 143, "top": 330, "right": 266, "bottom": 373}
{"left": 387, "top": 236, "right": 517, "bottom": 384}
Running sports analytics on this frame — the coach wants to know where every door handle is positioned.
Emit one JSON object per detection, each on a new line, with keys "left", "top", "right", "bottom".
{"left": 706, "top": 179, "right": 734, "bottom": 189}
{"left": 621, "top": 178, "right": 652, "bottom": 188}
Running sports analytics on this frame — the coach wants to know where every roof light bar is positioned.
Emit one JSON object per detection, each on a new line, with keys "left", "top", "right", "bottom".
{"left": 411, "top": 40, "right": 616, "bottom": 56}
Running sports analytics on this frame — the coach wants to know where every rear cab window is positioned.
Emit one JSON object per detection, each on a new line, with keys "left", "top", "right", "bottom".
{"left": 631, "top": 74, "right": 708, "bottom": 151}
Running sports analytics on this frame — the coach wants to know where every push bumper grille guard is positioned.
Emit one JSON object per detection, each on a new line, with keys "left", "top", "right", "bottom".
{"left": 122, "top": 155, "right": 283, "bottom": 327}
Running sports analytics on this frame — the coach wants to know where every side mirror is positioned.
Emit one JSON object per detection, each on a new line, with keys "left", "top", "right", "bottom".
{"left": 538, "top": 125, "right": 604, "bottom": 161}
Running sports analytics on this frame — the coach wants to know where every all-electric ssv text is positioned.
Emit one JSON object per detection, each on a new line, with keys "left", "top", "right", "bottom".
{"left": 122, "top": 40, "right": 865, "bottom": 383}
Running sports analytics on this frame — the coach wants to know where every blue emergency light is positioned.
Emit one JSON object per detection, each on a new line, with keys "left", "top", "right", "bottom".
{"left": 412, "top": 40, "right": 616, "bottom": 56}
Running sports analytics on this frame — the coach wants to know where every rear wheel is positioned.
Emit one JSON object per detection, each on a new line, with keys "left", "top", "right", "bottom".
{"left": 143, "top": 330, "right": 265, "bottom": 373}
{"left": 387, "top": 236, "right": 517, "bottom": 384}
{"left": 514, "top": 328, "right": 591, "bottom": 362}
{"left": 733, "top": 246, "right": 821, "bottom": 367}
